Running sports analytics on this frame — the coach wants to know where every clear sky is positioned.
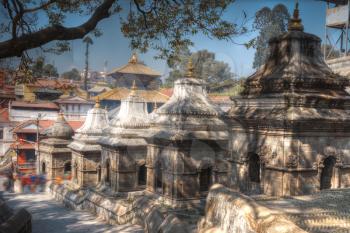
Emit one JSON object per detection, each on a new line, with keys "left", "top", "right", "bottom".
{"left": 42, "top": 0, "right": 328, "bottom": 79}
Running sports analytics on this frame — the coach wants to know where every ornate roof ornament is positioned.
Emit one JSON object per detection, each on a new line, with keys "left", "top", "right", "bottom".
{"left": 95, "top": 96, "right": 100, "bottom": 108}
{"left": 288, "top": 1, "right": 304, "bottom": 32}
{"left": 130, "top": 80, "right": 137, "bottom": 96}
{"left": 129, "top": 53, "right": 138, "bottom": 64}
{"left": 185, "top": 58, "right": 195, "bottom": 79}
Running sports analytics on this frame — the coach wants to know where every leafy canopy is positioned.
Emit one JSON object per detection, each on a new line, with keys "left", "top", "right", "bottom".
{"left": 0, "top": 0, "right": 246, "bottom": 65}
{"left": 249, "top": 4, "right": 290, "bottom": 69}
{"left": 164, "top": 48, "right": 236, "bottom": 87}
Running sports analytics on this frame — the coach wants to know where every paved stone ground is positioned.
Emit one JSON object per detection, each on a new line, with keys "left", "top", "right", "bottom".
{"left": 3, "top": 192, "right": 144, "bottom": 233}
{"left": 254, "top": 189, "right": 350, "bottom": 233}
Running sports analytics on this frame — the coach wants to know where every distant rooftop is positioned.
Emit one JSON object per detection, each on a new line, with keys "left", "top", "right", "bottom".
{"left": 108, "top": 54, "right": 161, "bottom": 77}
{"left": 11, "top": 101, "right": 60, "bottom": 110}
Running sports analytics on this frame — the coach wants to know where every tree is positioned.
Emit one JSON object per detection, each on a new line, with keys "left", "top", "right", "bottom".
{"left": 61, "top": 68, "right": 81, "bottom": 81}
{"left": 0, "top": 0, "right": 246, "bottom": 63}
{"left": 251, "top": 4, "right": 290, "bottom": 69}
{"left": 83, "top": 36, "right": 93, "bottom": 91}
{"left": 164, "top": 49, "right": 235, "bottom": 87}
{"left": 30, "top": 57, "right": 58, "bottom": 77}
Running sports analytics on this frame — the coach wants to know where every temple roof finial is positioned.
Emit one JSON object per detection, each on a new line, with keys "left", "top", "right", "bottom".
{"left": 129, "top": 53, "right": 138, "bottom": 64}
{"left": 58, "top": 111, "right": 65, "bottom": 120}
{"left": 288, "top": 0, "right": 304, "bottom": 32}
{"left": 95, "top": 96, "right": 100, "bottom": 108}
{"left": 130, "top": 80, "right": 138, "bottom": 96}
{"left": 185, "top": 57, "right": 195, "bottom": 79}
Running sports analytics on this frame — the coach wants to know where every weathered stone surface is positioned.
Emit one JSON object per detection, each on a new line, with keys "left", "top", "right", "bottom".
{"left": 227, "top": 6, "right": 350, "bottom": 196}
{"left": 198, "top": 184, "right": 306, "bottom": 233}
{"left": 145, "top": 61, "right": 229, "bottom": 207}
{"left": 159, "top": 214, "right": 190, "bottom": 233}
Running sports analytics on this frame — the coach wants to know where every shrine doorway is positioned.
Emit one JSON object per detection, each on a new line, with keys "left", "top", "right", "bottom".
{"left": 64, "top": 162, "right": 71, "bottom": 175}
{"left": 320, "top": 156, "right": 336, "bottom": 190}
{"left": 41, "top": 162, "right": 46, "bottom": 174}
{"left": 248, "top": 153, "right": 260, "bottom": 183}
{"left": 105, "top": 160, "right": 111, "bottom": 184}
{"left": 97, "top": 165, "right": 101, "bottom": 182}
{"left": 199, "top": 167, "right": 212, "bottom": 192}
{"left": 138, "top": 164, "right": 147, "bottom": 186}
{"left": 155, "top": 161, "right": 162, "bottom": 193}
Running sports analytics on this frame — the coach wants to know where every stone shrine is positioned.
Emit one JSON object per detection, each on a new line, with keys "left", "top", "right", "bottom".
{"left": 98, "top": 81, "right": 150, "bottom": 192}
{"left": 228, "top": 4, "right": 350, "bottom": 196}
{"left": 145, "top": 60, "right": 229, "bottom": 207}
{"left": 37, "top": 113, "right": 74, "bottom": 180}
{"left": 68, "top": 98, "right": 109, "bottom": 187}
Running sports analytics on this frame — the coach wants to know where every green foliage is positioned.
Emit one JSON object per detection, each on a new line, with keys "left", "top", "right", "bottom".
{"left": 252, "top": 4, "right": 290, "bottom": 69}
{"left": 61, "top": 68, "right": 81, "bottom": 81}
{"left": 30, "top": 57, "right": 59, "bottom": 77}
{"left": 164, "top": 49, "right": 235, "bottom": 87}
{"left": 1, "top": 0, "right": 246, "bottom": 62}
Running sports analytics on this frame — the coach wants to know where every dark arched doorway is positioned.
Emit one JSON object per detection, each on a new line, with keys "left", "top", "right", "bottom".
{"left": 320, "top": 156, "right": 336, "bottom": 190}
{"left": 199, "top": 167, "right": 212, "bottom": 192}
{"left": 64, "top": 162, "right": 71, "bottom": 175}
{"left": 138, "top": 164, "right": 147, "bottom": 186}
{"left": 155, "top": 161, "right": 162, "bottom": 193}
{"left": 97, "top": 165, "right": 101, "bottom": 182}
{"left": 248, "top": 153, "right": 260, "bottom": 183}
{"left": 105, "top": 160, "right": 111, "bottom": 184}
{"left": 41, "top": 162, "right": 46, "bottom": 174}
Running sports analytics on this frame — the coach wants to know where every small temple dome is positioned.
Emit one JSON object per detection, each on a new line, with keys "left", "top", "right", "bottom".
{"left": 44, "top": 112, "right": 74, "bottom": 139}
{"left": 68, "top": 98, "right": 109, "bottom": 151}
{"left": 108, "top": 80, "right": 150, "bottom": 129}
{"left": 149, "top": 59, "right": 227, "bottom": 141}
{"left": 98, "top": 81, "right": 150, "bottom": 147}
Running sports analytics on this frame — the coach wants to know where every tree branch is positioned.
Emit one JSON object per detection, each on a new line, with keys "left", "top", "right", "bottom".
{"left": 0, "top": 0, "right": 115, "bottom": 58}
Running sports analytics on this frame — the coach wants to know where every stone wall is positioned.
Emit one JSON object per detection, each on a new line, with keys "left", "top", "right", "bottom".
{"left": 327, "top": 56, "right": 350, "bottom": 77}
{"left": 198, "top": 184, "right": 307, "bottom": 233}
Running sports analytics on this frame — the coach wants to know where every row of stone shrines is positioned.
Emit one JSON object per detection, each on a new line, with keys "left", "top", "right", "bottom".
{"left": 37, "top": 9, "right": 350, "bottom": 207}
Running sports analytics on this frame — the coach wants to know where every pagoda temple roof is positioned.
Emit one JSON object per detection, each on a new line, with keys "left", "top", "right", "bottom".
{"left": 108, "top": 54, "right": 161, "bottom": 77}
{"left": 95, "top": 87, "right": 169, "bottom": 103}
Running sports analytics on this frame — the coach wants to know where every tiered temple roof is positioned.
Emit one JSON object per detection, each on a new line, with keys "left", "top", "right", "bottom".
{"left": 68, "top": 99, "right": 109, "bottom": 152}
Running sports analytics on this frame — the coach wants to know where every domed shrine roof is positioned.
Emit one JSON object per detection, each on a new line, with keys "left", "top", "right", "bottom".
{"left": 98, "top": 81, "right": 150, "bottom": 147}
{"left": 43, "top": 112, "right": 74, "bottom": 140}
{"left": 149, "top": 59, "right": 228, "bottom": 141}
{"left": 229, "top": 3, "right": 350, "bottom": 126}
{"left": 68, "top": 98, "right": 109, "bottom": 151}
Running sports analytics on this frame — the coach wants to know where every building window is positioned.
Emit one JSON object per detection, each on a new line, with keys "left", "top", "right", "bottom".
{"left": 25, "top": 150, "right": 36, "bottom": 162}
{"left": 0, "top": 128, "right": 3, "bottom": 139}
{"left": 199, "top": 167, "right": 212, "bottom": 192}
{"left": 138, "top": 164, "right": 147, "bottom": 186}
{"left": 26, "top": 134, "right": 37, "bottom": 142}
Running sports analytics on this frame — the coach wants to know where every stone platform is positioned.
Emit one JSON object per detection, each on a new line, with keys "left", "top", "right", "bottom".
{"left": 254, "top": 189, "right": 350, "bottom": 233}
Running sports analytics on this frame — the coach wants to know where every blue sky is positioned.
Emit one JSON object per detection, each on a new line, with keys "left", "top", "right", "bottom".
{"left": 42, "top": 0, "right": 328, "bottom": 78}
